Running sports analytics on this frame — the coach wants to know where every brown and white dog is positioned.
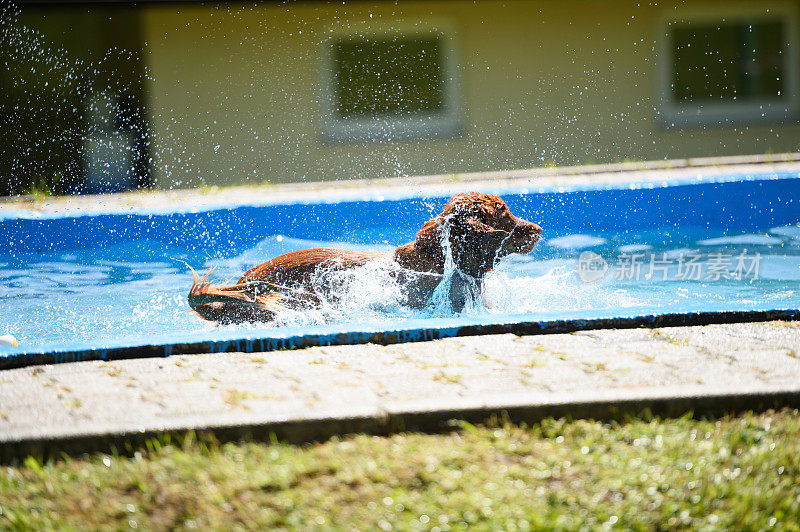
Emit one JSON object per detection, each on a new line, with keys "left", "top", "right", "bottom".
{"left": 188, "top": 192, "right": 542, "bottom": 323}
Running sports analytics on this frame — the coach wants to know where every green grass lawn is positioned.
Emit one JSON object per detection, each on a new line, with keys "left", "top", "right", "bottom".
{"left": 2, "top": 409, "right": 800, "bottom": 531}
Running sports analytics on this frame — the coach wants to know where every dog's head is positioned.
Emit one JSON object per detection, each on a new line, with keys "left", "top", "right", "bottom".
{"left": 415, "top": 192, "right": 542, "bottom": 277}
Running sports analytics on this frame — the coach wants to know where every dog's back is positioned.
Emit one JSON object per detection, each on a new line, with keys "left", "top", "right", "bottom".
{"left": 187, "top": 248, "right": 385, "bottom": 323}
{"left": 240, "top": 248, "right": 385, "bottom": 290}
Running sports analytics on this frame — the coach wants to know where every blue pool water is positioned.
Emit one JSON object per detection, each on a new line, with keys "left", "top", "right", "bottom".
{"left": 0, "top": 171, "right": 799, "bottom": 362}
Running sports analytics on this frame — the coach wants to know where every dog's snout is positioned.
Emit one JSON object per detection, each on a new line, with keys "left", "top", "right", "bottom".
{"left": 527, "top": 223, "right": 542, "bottom": 245}
{"left": 516, "top": 220, "right": 542, "bottom": 237}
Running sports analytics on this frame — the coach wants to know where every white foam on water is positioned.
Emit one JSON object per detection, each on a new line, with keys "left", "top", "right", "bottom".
{"left": 757, "top": 255, "right": 800, "bottom": 281}
{"left": 618, "top": 244, "right": 652, "bottom": 253}
{"left": 663, "top": 247, "right": 696, "bottom": 260}
{"left": 770, "top": 225, "right": 800, "bottom": 240}
{"left": 698, "top": 234, "right": 783, "bottom": 246}
{"left": 546, "top": 234, "right": 607, "bottom": 250}
{"left": 484, "top": 265, "right": 641, "bottom": 314}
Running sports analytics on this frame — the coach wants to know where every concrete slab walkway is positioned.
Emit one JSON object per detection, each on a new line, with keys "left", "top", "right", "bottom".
{"left": 2, "top": 321, "right": 799, "bottom": 458}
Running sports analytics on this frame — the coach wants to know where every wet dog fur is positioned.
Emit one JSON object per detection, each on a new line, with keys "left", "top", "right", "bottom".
{"left": 188, "top": 192, "right": 542, "bottom": 323}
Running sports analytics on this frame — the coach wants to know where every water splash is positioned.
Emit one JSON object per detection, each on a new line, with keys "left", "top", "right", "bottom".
{"left": 422, "top": 215, "right": 486, "bottom": 315}
{"left": 484, "top": 265, "right": 640, "bottom": 315}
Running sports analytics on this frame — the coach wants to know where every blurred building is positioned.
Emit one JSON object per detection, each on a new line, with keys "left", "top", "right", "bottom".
{"left": 2, "top": 0, "right": 799, "bottom": 194}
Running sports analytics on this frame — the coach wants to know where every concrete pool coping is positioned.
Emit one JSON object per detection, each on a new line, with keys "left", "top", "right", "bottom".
{"left": 1, "top": 153, "right": 799, "bottom": 457}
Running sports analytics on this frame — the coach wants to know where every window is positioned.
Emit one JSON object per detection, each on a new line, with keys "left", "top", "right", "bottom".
{"left": 320, "top": 24, "right": 461, "bottom": 141}
{"left": 658, "top": 4, "right": 799, "bottom": 127}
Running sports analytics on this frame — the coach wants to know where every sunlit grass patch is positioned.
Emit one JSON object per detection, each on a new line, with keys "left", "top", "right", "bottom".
{"left": 2, "top": 409, "right": 800, "bottom": 530}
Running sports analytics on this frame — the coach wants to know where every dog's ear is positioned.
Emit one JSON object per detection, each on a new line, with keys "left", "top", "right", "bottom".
{"left": 416, "top": 214, "right": 510, "bottom": 253}
{"left": 450, "top": 217, "right": 511, "bottom": 277}
{"left": 460, "top": 217, "right": 510, "bottom": 250}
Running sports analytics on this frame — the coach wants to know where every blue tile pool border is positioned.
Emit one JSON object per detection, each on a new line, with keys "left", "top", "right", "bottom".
{"left": 2, "top": 309, "right": 798, "bottom": 370}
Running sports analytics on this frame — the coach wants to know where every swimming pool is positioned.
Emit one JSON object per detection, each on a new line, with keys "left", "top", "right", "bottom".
{"left": 1, "top": 170, "right": 799, "bottom": 368}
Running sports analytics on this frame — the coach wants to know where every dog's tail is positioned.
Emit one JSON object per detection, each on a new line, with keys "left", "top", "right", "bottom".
{"left": 187, "top": 266, "right": 292, "bottom": 323}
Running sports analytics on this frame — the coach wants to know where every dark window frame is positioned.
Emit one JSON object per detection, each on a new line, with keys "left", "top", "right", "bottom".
{"left": 319, "top": 23, "right": 462, "bottom": 142}
{"left": 657, "top": 4, "right": 800, "bottom": 128}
